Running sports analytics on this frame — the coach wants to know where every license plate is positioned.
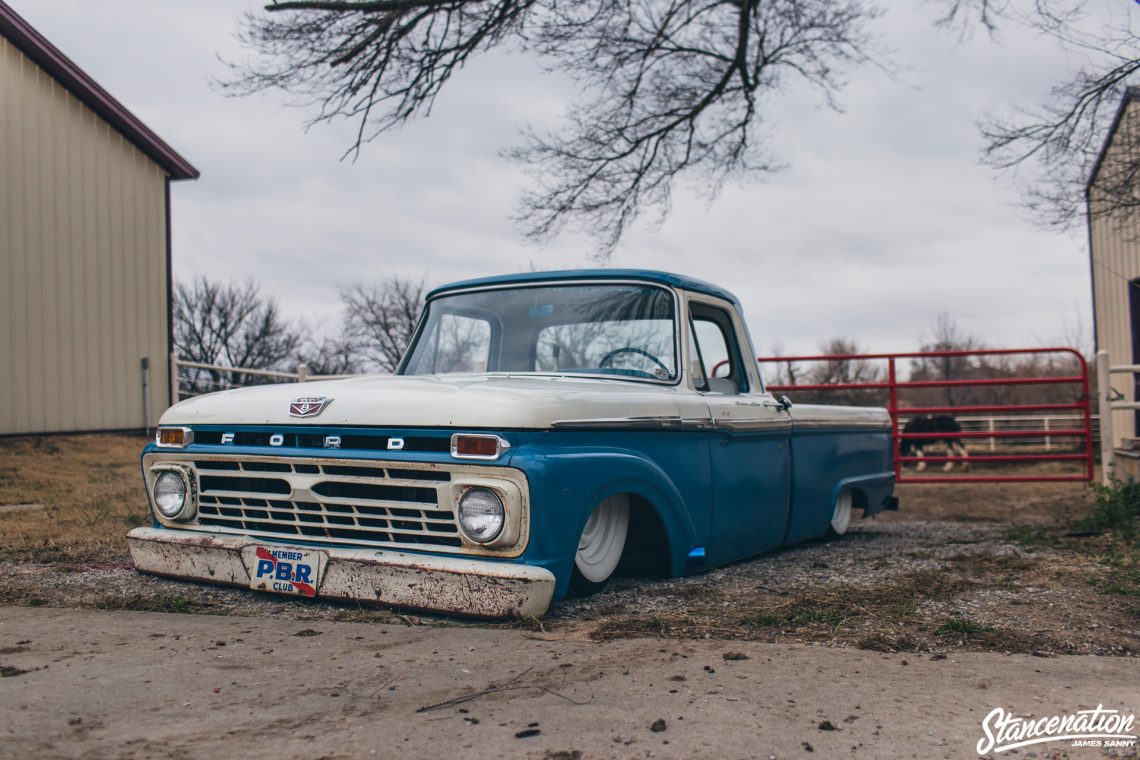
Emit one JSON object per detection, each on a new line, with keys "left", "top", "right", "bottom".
{"left": 242, "top": 545, "right": 326, "bottom": 598}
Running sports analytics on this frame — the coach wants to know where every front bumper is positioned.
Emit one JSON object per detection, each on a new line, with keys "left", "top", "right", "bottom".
{"left": 126, "top": 527, "right": 555, "bottom": 618}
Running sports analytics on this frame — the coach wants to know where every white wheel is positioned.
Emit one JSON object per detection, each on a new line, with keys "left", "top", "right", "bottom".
{"left": 574, "top": 495, "right": 630, "bottom": 584}
{"left": 829, "top": 490, "right": 853, "bottom": 537}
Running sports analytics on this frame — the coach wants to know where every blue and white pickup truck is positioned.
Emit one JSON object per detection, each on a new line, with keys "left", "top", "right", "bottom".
{"left": 128, "top": 270, "right": 897, "bottom": 617}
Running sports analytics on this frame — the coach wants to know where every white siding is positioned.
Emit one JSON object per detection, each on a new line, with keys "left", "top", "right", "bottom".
{"left": 0, "top": 35, "right": 170, "bottom": 434}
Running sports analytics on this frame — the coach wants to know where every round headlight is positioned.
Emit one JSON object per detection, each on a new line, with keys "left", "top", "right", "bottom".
{"left": 457, "top": 487, "right": 504, "bottom": 543}
{"left": 153, "top": 471, "right": 188, "bottom": 519}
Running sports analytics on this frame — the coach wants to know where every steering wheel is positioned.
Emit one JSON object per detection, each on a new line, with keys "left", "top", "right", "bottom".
{"left": 598, "top": 346, "right": 670, "bottom": 376}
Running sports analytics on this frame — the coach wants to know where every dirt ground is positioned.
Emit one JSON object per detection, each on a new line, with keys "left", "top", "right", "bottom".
{"left": 1, "top": 606, "right": 1137, "bottom": 760}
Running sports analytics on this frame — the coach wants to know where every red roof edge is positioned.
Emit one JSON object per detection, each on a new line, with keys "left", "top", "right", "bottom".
{"left": 0, "top": 1, "right": 199, "bottom": 180}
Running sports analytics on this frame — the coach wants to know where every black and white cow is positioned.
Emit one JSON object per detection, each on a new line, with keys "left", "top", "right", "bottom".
{"left": 899, "top": 415, "right": 969, "bottom": 472}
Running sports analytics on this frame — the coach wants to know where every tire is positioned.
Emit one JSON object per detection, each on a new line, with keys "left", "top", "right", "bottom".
{"left": 826, "top": 490, "right": 853, "bottom": 539}
{"left": 568, "top": 495, "right": 630, "bottom": 596}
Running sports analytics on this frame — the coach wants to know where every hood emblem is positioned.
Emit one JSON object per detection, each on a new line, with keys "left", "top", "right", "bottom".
{"left": 289, "top": 396, "right": 332, "bottom": 418}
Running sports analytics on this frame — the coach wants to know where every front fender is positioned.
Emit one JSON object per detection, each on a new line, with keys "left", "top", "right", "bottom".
{"left": 507, "top": 434, "right": 712, "bottom": 601}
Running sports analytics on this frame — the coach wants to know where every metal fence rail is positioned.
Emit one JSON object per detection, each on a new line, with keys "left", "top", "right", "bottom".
{"left": 758, "top": 347, "right": 1094, "bottom": 484}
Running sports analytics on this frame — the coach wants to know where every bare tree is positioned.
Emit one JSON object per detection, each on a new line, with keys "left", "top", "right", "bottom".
{"left": 809, "top": 337, "right": 881, "bottom": 384}
{"left": 298, "top": 334, "right": 363, "bottom": 375}
{"left": 341, "top": 276, "right": 425, "bottom": 371}
{"left": 225, "top": 1, "right": 882, "bottom": 255}
{"left": 795, "top": 337, "right": 885, "bottom": 406}
{"left": 908, "top": 312, "right": 983, "bottom": 408}
{"left": 173, "top": 277, "right": 302, "bottom": 394}
{"left": 937, "top": 1, "right": 1140, "bottom": 229}
{"left": 762, "top": 342, "right": 802, "bottom": 388}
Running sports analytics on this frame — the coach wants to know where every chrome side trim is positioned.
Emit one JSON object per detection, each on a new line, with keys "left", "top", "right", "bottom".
{"left": 550, "top": 416, "right": 713, "bottom": 430}
{"left": 713, "top": 418, "right": 794, "bottom": 432}
{"left": 551, "top": 415, "right": 889, "bottom": 431}
{"left": 792, "top": 419, "right": 892, "bottom": 430}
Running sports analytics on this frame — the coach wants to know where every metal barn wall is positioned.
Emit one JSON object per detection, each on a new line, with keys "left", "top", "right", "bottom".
{"left": 0, "top": 35, "right": 170, "bottom": 434}
{"left": 1089, "top": 98, "right": 1140, "bottom": 449}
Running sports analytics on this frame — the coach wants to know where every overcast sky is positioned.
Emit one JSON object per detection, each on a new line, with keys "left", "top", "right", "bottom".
{"left": 12, "top": 1, "right": 1116, "bottom": 356}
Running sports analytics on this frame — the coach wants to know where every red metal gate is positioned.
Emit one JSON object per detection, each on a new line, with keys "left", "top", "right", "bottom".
{"left": 755, "top": 348, "right": 1093, "bottom": 484}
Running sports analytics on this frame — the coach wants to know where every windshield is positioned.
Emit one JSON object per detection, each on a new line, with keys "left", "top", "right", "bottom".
{"left": 401, "top": 283, "right": 678, "bottom": 382}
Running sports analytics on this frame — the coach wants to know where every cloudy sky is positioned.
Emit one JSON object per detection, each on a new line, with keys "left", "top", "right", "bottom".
{"left": 12, "top": 0, "right": 1116, "bottom": 356}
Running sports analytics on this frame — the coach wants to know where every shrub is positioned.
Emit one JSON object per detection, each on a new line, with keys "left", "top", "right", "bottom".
{"left": 1081, "top": 477, "right": 1140, "bottom": 545}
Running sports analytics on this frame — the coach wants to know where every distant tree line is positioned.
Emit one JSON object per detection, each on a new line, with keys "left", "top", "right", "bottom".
{"left": 173, "top": 275, "right": 1090, "bottom": 409}
{"left": 765, "top": 314, "right": 1091, "bottom": 410}
{"left": 173, "top": 275, "right": 424, "bottom": 396}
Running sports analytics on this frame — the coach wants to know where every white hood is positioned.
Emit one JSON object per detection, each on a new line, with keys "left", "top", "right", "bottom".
{"left": 160, "top": 374, "right": 708, "bottom": 429}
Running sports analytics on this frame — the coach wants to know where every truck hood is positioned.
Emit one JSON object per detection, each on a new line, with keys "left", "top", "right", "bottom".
{"left": 160, "top": 374, "right": 710, "bottom": 430}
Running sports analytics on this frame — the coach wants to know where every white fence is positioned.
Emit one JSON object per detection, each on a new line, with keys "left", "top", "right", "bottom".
{"left": 1096, "top": 349, "right": 1140, "bottom": 485}
{"left": 170, "top": 353, "right": 355, "bottom": 403}
{"left": 896, "top": 414, "right": 1097, "bottom": 453}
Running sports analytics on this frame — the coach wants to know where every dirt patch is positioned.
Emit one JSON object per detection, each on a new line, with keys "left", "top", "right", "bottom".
{"left": 885, "top": 480, "right": 1094, "bottom": 524}
{"left": 4, "top": 606, "right": 1137, "bottom": 760}
{"left": 0, "top": 664, "right": 32, "bottom": 677}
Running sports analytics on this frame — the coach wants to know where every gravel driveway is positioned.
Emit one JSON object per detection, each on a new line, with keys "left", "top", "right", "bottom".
{"left": 2, "top": 495, "right": 1136, "bottom": 656}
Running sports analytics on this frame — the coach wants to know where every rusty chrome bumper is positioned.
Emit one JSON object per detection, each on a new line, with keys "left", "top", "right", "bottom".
{"left": 126, "top": 527, "right": 556, "bottom": 619}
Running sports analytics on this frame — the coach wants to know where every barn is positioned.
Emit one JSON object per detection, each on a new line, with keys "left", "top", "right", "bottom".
{"left": 1088, "top": 86, "right": 1140, "bottom": 452}
{"left": 0, "top": 2, "right": 198, "bottom": 436}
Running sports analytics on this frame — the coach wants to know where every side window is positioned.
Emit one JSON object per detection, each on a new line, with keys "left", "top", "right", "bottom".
{"left": 425, "top": 313, "right": 492, "bottom": 373}
{"left": 694, "top": 320, "right": 730, "bottom": 378}
{"left": 690, "top": 304, "right": 748, "bottom": 393}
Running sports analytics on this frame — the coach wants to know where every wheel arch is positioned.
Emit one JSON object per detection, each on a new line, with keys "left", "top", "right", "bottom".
{"left": 589, "top": 475, "right": 695, "bottom": 579}
{"left": 829, "top": 471, "right": 896, "bottom": 520}
{"left": 515, "top": 448, "right": 707, "bottom": 600}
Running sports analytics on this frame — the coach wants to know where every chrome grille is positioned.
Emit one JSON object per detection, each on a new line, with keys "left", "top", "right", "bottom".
{"left": 192, "top": 458, "right": 462, "bottom": 550}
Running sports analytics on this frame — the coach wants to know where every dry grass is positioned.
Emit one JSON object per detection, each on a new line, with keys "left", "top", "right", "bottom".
{"left": 886, "top": 477, "right": 1096, "bottom": 524}
{"left": 0, "top": 434, "right": 150, "bottom": 563}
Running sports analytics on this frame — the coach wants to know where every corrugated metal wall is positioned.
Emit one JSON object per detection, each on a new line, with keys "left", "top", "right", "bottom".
{"left": 0, "top": 35, "right": 170, "bottom": 434}
{"left": 1089, "top": 98, "right": 1140, "bottom": 448}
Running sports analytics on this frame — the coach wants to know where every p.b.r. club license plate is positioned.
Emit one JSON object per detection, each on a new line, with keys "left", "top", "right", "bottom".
{"left": 242, "top": 545, "right": 326, "bottom": 597}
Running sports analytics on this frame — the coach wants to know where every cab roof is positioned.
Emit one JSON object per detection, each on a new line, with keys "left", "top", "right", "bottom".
{"left": 427, "top": 269, "right": 742, "bottom": 306}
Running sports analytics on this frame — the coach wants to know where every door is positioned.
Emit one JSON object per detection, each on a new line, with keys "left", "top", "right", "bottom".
{"left": 1130, "top": 279, "right": 1140, "bottom": 437}
{"left": 689, "top": 301, "right": 792, "bottom": 564}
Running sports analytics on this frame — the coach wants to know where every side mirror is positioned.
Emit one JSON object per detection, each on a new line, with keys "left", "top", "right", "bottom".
{"left": 780, "top": 395, "right": 793, "bottom": 411}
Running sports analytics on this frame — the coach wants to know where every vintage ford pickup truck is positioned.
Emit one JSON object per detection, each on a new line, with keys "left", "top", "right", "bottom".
{"left": 128, "top": 270, "right": 897, "bottom": 617}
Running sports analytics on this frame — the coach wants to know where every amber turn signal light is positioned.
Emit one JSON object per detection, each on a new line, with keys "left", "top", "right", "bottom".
{"left": 450, "top": 434, "right": 510, "bottom": 460}
{"left": 155, "top": 427, "right": 193, "bottom": 448}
